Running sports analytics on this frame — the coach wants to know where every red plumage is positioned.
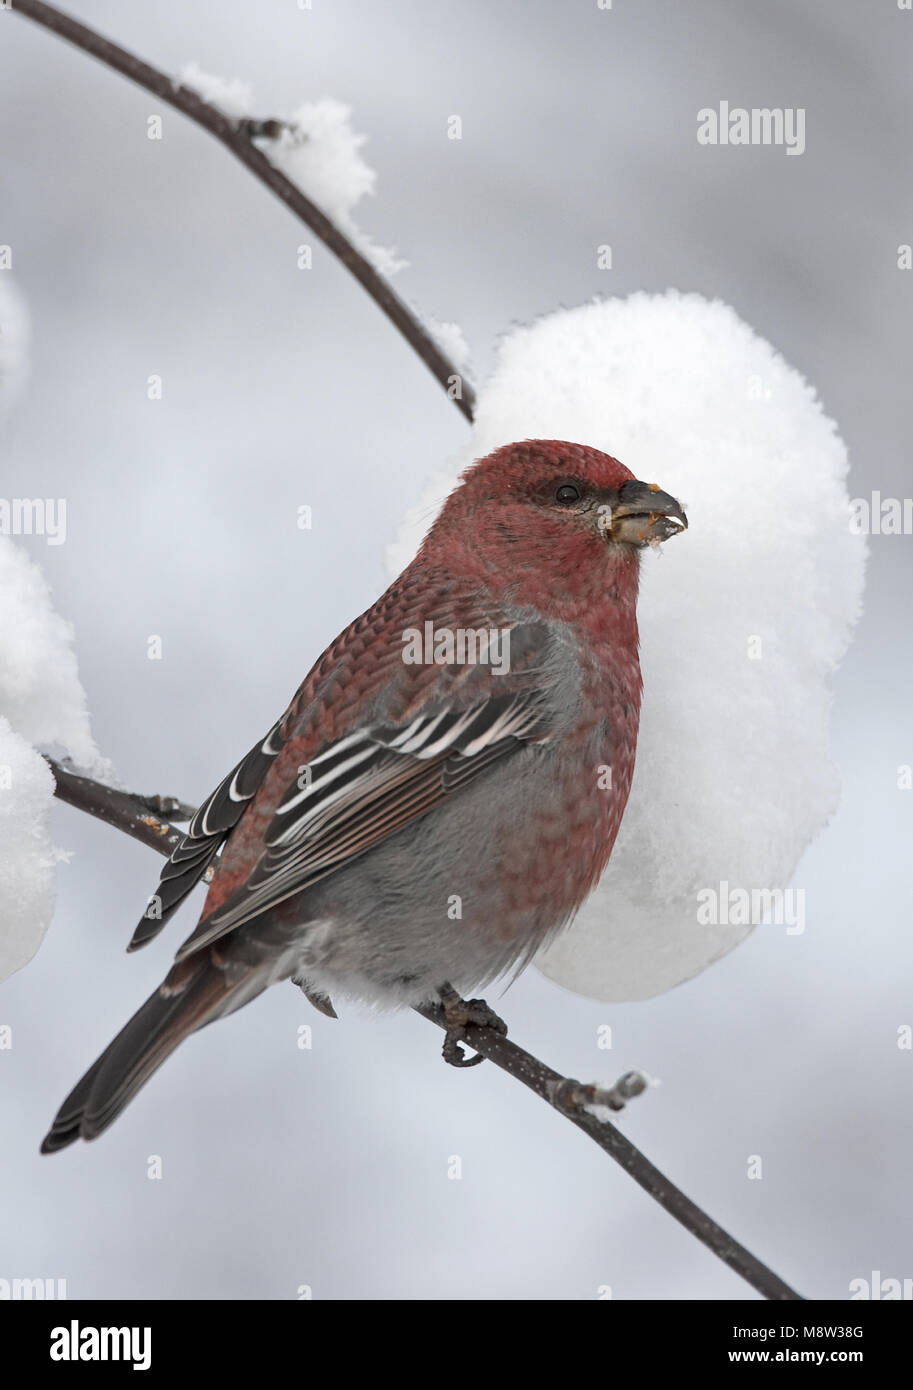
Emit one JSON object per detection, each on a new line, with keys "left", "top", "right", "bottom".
{"left": 42, "top": 440, "right": 686, "bottom": 1150}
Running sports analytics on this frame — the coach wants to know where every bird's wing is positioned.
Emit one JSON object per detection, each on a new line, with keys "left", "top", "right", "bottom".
{"left": 128, "top": 720, "right": 286, "bottom": 951}
{"left": 173, "top": 685, "right": 555, "bottom": 960}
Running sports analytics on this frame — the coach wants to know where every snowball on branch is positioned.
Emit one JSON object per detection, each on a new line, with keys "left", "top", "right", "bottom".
{"left": 0, "top": 536, "right": 109, "bottom": 981}
{"left": 388, "top": 292, "right": 866, "bottom": 1001}
{"left": 179, "top": 66, "right": 405, "bottom": 277}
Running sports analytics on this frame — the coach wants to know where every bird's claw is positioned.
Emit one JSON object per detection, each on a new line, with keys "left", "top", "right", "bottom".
{"left": 437, "top": 982, "right": 507, "bottom": 1068}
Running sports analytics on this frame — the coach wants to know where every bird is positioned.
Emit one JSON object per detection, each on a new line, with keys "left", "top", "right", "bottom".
{"left": 41, "top": 439, "right": 687, "bottom": 1152}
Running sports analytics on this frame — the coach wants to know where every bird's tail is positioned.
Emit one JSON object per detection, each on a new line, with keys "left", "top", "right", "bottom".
{"left": 41, "top": 951, "right": 263, "bottom": 1153}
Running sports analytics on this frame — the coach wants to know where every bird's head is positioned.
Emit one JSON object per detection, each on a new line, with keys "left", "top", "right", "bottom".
{"left": 424, "top": 440, "right": 687, "bottom": 607}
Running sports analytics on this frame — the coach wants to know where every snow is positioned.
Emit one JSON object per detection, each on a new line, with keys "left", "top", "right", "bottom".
{"left": 177, "top": 62, "right": 254, "bottom": 120}
{"left": 0, "top": 538, "right": 105, "bottom": 773}
{"left": 420, "top": 313, "right": 474, "bottom": 378}
{"left": 0, "top": 720, "right": 60, "bottom": 983}
{"left": 178, "top": 67, "right": 405, "bottom": 276}
{"left": 0, "top": 536, "right": 110, "bottom": 982}
{"left": 388, "top": 291, "right": 866, "bottom": 1001}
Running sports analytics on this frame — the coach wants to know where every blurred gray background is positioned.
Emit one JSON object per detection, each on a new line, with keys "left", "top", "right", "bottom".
{"left": 1, "top": 0, "right": 911, "bottom": 1299}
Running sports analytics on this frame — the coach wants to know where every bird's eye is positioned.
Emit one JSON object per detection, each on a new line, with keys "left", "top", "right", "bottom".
{"left": 555, "top": 483, "right": 581, "bottom": 504}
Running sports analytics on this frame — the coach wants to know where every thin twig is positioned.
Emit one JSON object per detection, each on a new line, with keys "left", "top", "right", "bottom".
{"left": 553, "top": 1069, "right": 650, "bottom": 1113}
{"left": 50, "top": 761, "right": 801, "bottom": 1301}
{"left": 11, "top": 0, "right": 476, "bottom": 422}
{"left": 416, "top": 1001, "right": 801, "bottom": 1300}
{"left": 134, "top": 791, "right": 196, "bottom": 821}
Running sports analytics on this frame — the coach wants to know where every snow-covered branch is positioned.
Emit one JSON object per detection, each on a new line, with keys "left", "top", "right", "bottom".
{"left": 12, "top": 0, "right": 475, "bottom": 421}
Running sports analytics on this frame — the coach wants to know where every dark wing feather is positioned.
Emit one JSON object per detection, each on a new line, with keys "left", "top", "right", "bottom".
{"left": 127, "top": 720, "right": 285, "bottom": 951}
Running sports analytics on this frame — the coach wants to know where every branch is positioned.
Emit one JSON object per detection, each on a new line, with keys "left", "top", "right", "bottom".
{"left": 47, "top": 758, "right": 191, "bottom": 858}
{"left": 417, "top": 1002, "right": 801, "bottom": 1300}
{"left": 11, "top": 0, "right": 476, "bottom": 423}
{"left": 49, "top": 760, "right": 802, "bottom": 1301}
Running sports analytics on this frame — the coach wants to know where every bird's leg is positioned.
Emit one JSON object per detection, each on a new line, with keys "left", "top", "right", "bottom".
{"left": 292, "top": 976, "right": 338, "bottom": 1019}
{"left": 437, "top": 981, "right": 508, "bottom": 1068}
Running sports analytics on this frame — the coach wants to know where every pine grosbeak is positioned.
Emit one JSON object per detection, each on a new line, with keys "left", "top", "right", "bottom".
{"left": 42, "top": 440, "right": 686, "bottom": 1151}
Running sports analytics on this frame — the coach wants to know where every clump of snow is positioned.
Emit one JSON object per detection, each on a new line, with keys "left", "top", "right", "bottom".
{"left": 0, "top": 720, "right": 60, "bottom": 981}
{"left": 273, "top": 98, "right": 373, "bottom": 212}
{"left": 388, "top": 292, "right": 866, "bottom": 1001}
{"left": 0, "top": 288, "right": 111, "bottom": 983}
{"left": 0, "top": 537, "right": 110, "bottom": 982}
{"left": 0, "top": 537, "right": 106, "bottom": 773}
{"left": 270, "top": 99, "right": 407, "bottom": 277}
{"left": 179, "top": 66, "right": 405, "bottom": 276}
{"left": 422, "top": 312, "right": 474, "bottom": 378}
{"left": 178, "top": 62, "right": 254, "bottom": 119}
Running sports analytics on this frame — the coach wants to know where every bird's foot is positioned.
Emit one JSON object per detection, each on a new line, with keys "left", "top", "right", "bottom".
{"left": 292, "top": 976, "right": 338, "bottom": 1019}
{"left": 437, "top": 981, "right": 507, "bottom": 1068}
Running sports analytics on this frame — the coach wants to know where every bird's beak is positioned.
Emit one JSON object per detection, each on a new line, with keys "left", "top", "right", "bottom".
{"left": 606, "top": 479, "right": 688, "bottom": 548}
